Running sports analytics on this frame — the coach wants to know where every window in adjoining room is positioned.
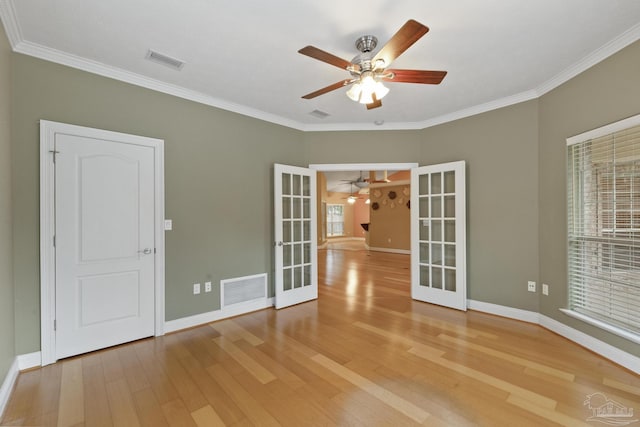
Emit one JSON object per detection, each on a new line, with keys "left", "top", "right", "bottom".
{"left": 326, "top": 204, "right": 345, "bottom": 237}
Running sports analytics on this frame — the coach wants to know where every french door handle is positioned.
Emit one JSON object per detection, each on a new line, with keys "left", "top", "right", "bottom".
{"left": 276, "top": 241, "right": 283, "bottom": 247}
{"left": 138, "top": 248, "right": 153, "bottom": 255}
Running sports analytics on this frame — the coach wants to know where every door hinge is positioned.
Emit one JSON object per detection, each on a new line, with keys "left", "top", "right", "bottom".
{"left": 49, "top": 150, "right": 60, "bottom": 163}
{"left": 53, "top": 235, "right": 56, "bottom": 247}
{"left": 54, "top": 319, "right": 56, "bottom": 331}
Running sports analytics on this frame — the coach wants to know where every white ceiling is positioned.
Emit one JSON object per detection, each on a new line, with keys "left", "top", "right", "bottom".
{"left": 2, "top": 1, "right": 640, "bottom": 131}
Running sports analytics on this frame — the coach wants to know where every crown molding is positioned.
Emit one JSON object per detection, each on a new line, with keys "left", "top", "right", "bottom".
{"left": 2, "top": 0, "right": 639, "bottom": 133}
{"left": 298, "top": 89, "right": 540, "bottom": 132}
{"left": 0, "top": 0, "right": 22, "bottom": 47}
{"left": 535, "top": 22, "right": 640, "bottom": 96}
{"left": 8, "top": 40, "right": 306, "bottom": 131}
{"left": 417, "top": 90, "right": 540, "bottom": 129}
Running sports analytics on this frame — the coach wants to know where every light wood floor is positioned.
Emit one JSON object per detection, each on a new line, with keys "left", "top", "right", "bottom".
{"left": 3, "top": 245, "right": 639, "bottom": 426}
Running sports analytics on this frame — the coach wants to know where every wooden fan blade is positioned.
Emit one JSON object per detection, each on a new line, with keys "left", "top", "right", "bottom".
{"left": 366, "top": 93, "right": 382, "bottom": 110}
{"left": 366, "top": 100, "right": 382, "bottom": 110}
{"left": 372, "top": 19, "right": 429, "bottom": 67}
{"left": 298, "top": 46, "right": 353, "bottom": 70}
{"left": 383, "top": 69, "right": 447, "bottom": 84}
{"left": 302, "top": 79, "right": 353, "bottom": 99}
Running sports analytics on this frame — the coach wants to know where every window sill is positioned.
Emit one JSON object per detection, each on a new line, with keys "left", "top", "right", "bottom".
{"left": 560, "top": 309, "right": 640, "bottom": 345}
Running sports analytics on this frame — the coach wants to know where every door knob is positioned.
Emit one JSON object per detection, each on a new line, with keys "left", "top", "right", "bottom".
{"left": 138, "top": 248, "right": 153, "bottom": 254}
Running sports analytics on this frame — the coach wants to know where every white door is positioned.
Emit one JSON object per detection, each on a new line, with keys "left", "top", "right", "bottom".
{"left": 411, "top": 161, "right": 467, "bottom": 310}
{"left": 274, "top": 164, "right": 317, "bottom": 309}
{"left": 55, "top": 133, "right": 156, "bottom": 359}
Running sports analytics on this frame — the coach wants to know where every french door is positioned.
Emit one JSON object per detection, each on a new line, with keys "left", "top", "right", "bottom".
{"left": 274, "top": 164, "right": 317, "bottom": 309}
{"left": 411, "top": 161, "right": 467, "bottom": 310}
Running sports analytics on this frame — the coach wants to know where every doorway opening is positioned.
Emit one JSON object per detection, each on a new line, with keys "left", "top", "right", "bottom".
{"left": 310, "top": 163, "right": 417, "bottom": 297}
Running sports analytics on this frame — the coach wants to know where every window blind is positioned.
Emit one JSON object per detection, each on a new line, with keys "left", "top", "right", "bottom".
{"left": 567, "top": 121, "right": 640, "bottom": 339}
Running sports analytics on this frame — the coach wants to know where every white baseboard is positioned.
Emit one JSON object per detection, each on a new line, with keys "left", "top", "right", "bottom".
{"left": 539, "top": 314, "right": 640, "bottom": 375}
{"left": 0, "top": 358, "right": 19, "bottom": 420}
{"left": 367, "top": 246, "right": 411, "bottom": 255}
{"left": 467, "top": 299, "right": 539, "bottom": 323}
{"left": 468, "top": 299, "right": 640, "bottom": 375}
{"left": 17, "top": 352, "right": 41, "bottom": 370}
{"left": 165, "top": 297, "right": 274, "bottom": 334}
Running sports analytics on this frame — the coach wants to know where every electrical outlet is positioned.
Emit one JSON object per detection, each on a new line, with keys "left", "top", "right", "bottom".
{"left": 193, "top": 283, "right": 200, "bottom": 295}
{"left": 542, "top": 283, "right": 549, "bottom": 296}
{"left": 205, "top": 281, "right": 212, "bottom": 293}
{"left": 527, "top": 281, "right": 536, "bottom": 292}
{"left": 164, "top": 219, "right": 173, "bottom": 230}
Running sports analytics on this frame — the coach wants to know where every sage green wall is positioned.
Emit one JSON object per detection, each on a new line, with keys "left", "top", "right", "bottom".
{"left": 0, "top": 23, "right": 15, "bottom": 384}
{"left": 303, "top": 130, "right": 421, "bottom": 163}
{"left": 538, "top": 40, "right": 640, "bottom": 356}
{"left": 419, "top": 101, "right": 540, "bottom": 310}
{"left": 11, "top": 54, "right": 305, "bottom": 354}
{"left": 304, "top": 102, "right": 540, "bottom": 311}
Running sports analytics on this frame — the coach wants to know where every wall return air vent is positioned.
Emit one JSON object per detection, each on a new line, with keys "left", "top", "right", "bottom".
{"left": 145, "top": 49, "right": 185, "bottom": 70}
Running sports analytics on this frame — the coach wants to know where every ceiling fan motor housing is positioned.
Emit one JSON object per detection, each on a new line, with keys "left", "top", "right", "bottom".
{"left": 355, "top": 35, "right": 377, "bottom": 53}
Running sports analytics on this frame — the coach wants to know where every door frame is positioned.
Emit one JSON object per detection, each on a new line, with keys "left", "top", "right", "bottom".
{"left": 39, "top": 120, "right": 166, "bottom": 366}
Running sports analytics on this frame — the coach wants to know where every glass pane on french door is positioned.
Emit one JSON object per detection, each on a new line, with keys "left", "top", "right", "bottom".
{"left": 411, "top": 161, "right": 467, "bottom": 311}
{"left": 274, "top": 164, "right": 317, "bottom": 309}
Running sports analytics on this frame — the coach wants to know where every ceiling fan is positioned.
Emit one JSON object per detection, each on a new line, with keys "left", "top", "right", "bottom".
{"left": 341, "top": 171, "right": 369, "bottom": 188}
{"left": 298, "top": 19, "right": 447, "bottom": 110}
{"left": 342, "top": 182, "right": 366, "bottom": 204}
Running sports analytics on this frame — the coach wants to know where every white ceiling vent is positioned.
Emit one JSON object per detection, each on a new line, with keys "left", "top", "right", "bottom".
{"left": 309, "top": 109, "right": 330, "bottom": 119}
{"left": 145, "top": 49, "right": 185, "bottom": 70}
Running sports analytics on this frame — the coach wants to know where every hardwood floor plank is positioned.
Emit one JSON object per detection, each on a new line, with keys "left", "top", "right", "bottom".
{"left": 408, "top": 346, "right": 558, "bottom": 409}
{"left": 210, "top": 319, "right": 264, "bottom": 346}
{"left": 602, "top": 377, "right": 640, "bottom": 396}
{"left": 206, "top": 364, "right": 281, "bottom": 427}
{"left": 507, "top": 395, "right": 591, "bottom": 427}
{"left": 234, "top": 339, "right": 305, "bottom": 390}
{"left": 212, "top": 336, "right": 277, "bottom": 384}
{"left": 131, "top": 339, "right": 180, "bottom": 405}
{"left": 100, "top": 349, "right": 124, "bottom": 383}
{"left": 1, "top": 369, "right": 47, "bottom": 424}
{"left": 190, "top": 405, "right": 225, "bottom": 427}
{"left": 132, "top": 387, "right": 170, "bottom": 427}
{"left": 160, "top": 399, "right": 197, "bottom": 427}
{"left": 57, "top": 359, "right": 84, "bottom": 427}
{"left": 160, "top": 336, "right": 209, "bottom": 413}
{"left": 117, "top": 344, "right": 150, "bottom": 393}
{"left": 81, "top": 361, "right": 113, "bottom": 427}
{"left": 105, "top": 378, "right": 141, "bottom": 427}
{"left": 311, "top": 353, "right": 431, "bottom": 424}
{"left": 177, "top": 350, "right": 246, "bottom": 425}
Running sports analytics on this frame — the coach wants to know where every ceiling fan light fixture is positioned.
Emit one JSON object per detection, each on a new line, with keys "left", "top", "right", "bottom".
{"left": 347, "top": 195, "right": 357, "bottom": 204}
{"left": 346, "top": 74, "right": 389, "bottom": 105}
{"left": 345, "top": 84, "right": 361, "bottom": 102}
